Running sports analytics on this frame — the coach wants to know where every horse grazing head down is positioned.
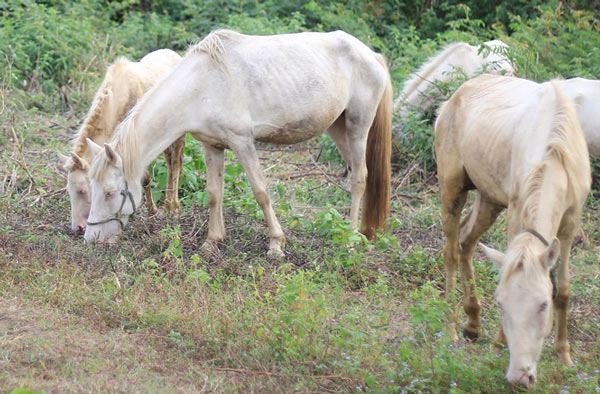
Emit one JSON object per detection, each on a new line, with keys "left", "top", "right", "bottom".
{"left": 61, "top": 153, "right": 91, "bottom": 233}
{"left": 83, "top": 138, "right": 143, "bottom": 244}
{"left": 480, "top": 233, "right": 559, "bottom": 388}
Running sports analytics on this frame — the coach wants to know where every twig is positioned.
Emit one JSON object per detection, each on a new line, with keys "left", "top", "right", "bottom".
{"left": 309, "top": 156, "right": 350, "bottom": 193}
{"left": 11, "top": 156, "right": 37, "bottom": 192}
{"left": 28, "top": 187, "right": 66, "bottom": 206}
{"left": 275, "top": 171, "right": 337, "bottom": 180}
{"left": 208, "top": 366, "right": 353, "bottom": 381}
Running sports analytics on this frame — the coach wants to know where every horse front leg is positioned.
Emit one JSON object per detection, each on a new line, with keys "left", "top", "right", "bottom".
{"left": 163, "top": 135, "right": 185, "bottom": 213}
{"left": 143, "top": 171, "right": 158, "bottom": 215}
{"left": 439, "top": 173, "right": 468, "bottom": 341}
{"left": 230, "top": 140, "right": 285, "bottom": 259}
{"left": 555, "top": 226, "right": 576, "bottom": 367}
{"left": 201, "top": 144, "right": 225, "bottom": 252}
{"left": 458, "top": 193, "right": 502, "bottom": 341}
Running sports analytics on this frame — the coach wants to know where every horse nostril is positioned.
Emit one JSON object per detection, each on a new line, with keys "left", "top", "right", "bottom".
{"left": 528, "top": 374, "right": 535, "bottom": 387}
{"left": 77, "top": 225, "right": 85, "bottom": 233}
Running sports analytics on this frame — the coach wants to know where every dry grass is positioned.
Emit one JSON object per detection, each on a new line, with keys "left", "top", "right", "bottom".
{"left": 1, "top": 88, "right": 599, "bottom": 393}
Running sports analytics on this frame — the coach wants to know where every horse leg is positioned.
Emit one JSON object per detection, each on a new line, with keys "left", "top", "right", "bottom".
{"left": 438, "top": 159, "right": 467, "bottom": 340}
{"left": 202, "top": 144, "right": 225, "bottom": 251}
{"left": 230, "top": 140, "right": 285, "bottom": 258}
{"left": 143, "top": 171, "right": 158, "bottom": 215}
{"left": 345, "top": 124, "right": 369, "bottom": 231}
{"left": 163, "top": 135, "right": 185, "bottom": 213}
{"left": 327, "top": 114, "right": 352, "bottom": 169}
{"left": 555, "top": 221, "right": 576, "bottom": 367}
{"left": 439, "top": 172, "right": 468, "bottom": 341}
{"left": 458, "top": 192, "right": 502, "bottom": 341}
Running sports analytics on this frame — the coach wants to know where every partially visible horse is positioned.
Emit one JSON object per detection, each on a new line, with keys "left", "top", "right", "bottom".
{"left": 435, "top": 74, "right": 590, "bottom": 388}
{"left": 83, "top": 30, "right": 392, "bottom": 258}
{"left": 559, "top": 77, "right": 600, "bottom": 156}
{"left": 60, "top": 49, "right": 185, "bottom": 233}
{"left": 394, "top": 40, "right": 514, "bottom": 116}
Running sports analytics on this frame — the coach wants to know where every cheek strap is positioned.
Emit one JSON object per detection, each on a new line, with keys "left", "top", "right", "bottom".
{"left": 86, "top": 181, "right": 137, "bottom": 229}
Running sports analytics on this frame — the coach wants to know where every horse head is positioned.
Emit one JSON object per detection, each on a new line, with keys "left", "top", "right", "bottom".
{"left": 61, "top": 152, "right": 91, "bottom": 233}
{"left": 84, "top": 138, "right": 143, "bottom": 244}
{"left": 480, "top": 234, "right": 559, "bottom": 388}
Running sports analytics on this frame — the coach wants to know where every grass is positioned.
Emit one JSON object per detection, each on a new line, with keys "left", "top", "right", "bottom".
{"left": 1, "top": 88, "right": 599, "bottom": 394}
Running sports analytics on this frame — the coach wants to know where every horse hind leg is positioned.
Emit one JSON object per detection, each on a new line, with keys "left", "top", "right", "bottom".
{"left": 202, "top": 144, "right": 226, "bottom": 252}
{"left": 163, "top": 135, "right": 185, "bottom": 213}
{"left": 230, "top": 139, "right": 285, "bottom": 259}
{"left": 458, "top": 192, "right": 502, "bottom": 341}
{"left": 327, "top": 113, "right": 352, "bottom": 172}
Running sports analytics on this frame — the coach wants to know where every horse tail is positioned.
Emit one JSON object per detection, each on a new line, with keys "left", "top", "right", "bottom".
{"left": 361, "top": 55, "right": 392, "bottom": 239}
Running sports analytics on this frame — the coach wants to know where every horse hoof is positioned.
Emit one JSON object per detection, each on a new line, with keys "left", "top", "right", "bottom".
{"left": 267, "top": 248, "right": 285, "bottom": 260}
{"left": 201, "top": 240, "right": 220, "bottom": 254}
{"left": 462, "top": 328, "right": 479, "bottom": 342}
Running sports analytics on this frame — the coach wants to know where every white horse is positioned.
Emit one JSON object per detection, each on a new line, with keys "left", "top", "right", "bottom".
{"left": 83, "top": 30, "right": 392, "bottom": 258}
{"left": 435, "top": 74, "right": 590, "bottom": 387}
{"left": 559, "top": 77, "right": 600, "bottom": 156}
{"left": 60, "top": 49, "right": 185, "bottom": 233}
{"left": 394, "top": 40, "right": 514, "bottom": 115}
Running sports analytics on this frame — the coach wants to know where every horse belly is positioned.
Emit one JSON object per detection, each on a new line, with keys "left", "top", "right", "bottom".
{"left": 254, "top": 118, "right": 331, "bottom": 144}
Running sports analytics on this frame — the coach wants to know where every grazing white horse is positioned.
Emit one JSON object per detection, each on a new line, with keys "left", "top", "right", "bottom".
{"left": 394, "top": 40, "right": 514, "bottom": 115}
{"left": 60, "top": 49, "right": 185, "bottom": 233}
{"left": 83, "top": 30, "right": 392, "bottom": 257}
{"left": 435, "top": 74, "right": 590, "bottom": 388}
{"left": 559, "top": 77, "right": 600, "bottom": 156}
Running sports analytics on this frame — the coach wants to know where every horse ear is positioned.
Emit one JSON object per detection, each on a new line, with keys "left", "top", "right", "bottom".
{"left": 87, "top": 138, "right": 102, "bottom": 156}
{"left": 58, "top": 153, "right": 70, "bottom": 165}
{"left": 70, "top": 152, "right": 89, "bottom": 171}
{"left": 479, "top": 243, "right": 505, "bottom": 270}
{"left": 541, "top": 238, "right": 560, "bottom": 270}
{"left": 104, "top": 143, "right": 121, "bottom": 167}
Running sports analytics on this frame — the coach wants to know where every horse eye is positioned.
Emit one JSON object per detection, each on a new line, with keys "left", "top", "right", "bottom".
{"left": 538, "top": 302, "right": 548, "bottom": 313}
{"left": 77, "top": 189, "right": 87, "bottom": 195}
{"left": 105, "top": 191, "right": 114, "bottom": 199}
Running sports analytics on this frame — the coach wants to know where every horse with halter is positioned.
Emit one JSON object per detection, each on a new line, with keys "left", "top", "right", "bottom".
{"left": 435, "top": 74, "right": 590, "bottom": 388}
{"left": 83, "top": 30, "right": 392, "bottom": 258}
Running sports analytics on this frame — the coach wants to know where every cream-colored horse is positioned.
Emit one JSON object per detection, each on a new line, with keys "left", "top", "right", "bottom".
{"left": 60, "top": 49, "right": 185, "bottom": 233}
{"left": 435, "top": 74, "right": 590, "bottom": 388}
{"left": 559, "top": 77, "right": 600, "bottom": 156}
{"left": 83, "top": 30, "right": 392, "bottom": 257}
{"left": 394, "top": 40, "right": 514, "bottom": 115}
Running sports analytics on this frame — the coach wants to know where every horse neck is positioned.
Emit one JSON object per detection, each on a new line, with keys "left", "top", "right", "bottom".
{"left": 516, "top": 159, "right": 570, "bottom": 240}
{"left": 119, "top": 96, "right": 188, "bottom": 182}
{"left": 401, "top": 43, "right": 473, "bottom": 107}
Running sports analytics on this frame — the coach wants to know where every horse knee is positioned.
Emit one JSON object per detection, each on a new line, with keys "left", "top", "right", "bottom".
{"left": 554, "top": 292, "right": 570, "bottom": 310}
{"left": 254, "top": 189, "right": 270, "bottom": 207}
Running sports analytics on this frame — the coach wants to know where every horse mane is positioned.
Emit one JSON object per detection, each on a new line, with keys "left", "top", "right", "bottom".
{"left": 88, "top": 105, "right": 143, "bottom": 184}
{"left": 186, "top": 29, "right": 242, "bottom": 68}
{"left": 519, "top": 81, "right": 590, "bottom": 227}
{"left": 499, "top": 233, "right": 547, "bottom": 285}
{"left": 400, "top": 42, "right": 472, "bottom": 102}
{"left": 71, "top": 57, "right": 132, "bottom": 159}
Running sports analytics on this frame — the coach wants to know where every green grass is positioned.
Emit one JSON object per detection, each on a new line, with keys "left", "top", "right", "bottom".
{"left": 1, "top": 1, "right": 599, "bottom": 391}
{"left": 1, "top": 99, "right": 599, "bottom": 392}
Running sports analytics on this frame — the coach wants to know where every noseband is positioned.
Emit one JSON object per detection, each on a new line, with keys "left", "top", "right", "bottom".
{"left": 86, "top": 181, "right": 137, "bottom": 230}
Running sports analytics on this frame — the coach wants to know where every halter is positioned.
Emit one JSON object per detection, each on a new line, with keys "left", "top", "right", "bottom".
{"left": 522, "top": 228, "right": 557, "bottom": 299}
{"left": 523, "top": 228, "right": 549, "bottom": 246}
{"left": 86, "top": 181, "right": 137, "bottom": 230}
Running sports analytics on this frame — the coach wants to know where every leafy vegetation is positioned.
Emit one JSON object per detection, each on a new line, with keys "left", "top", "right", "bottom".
{"left": 1, "top": 0, "right": 599, "bottom": 392}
